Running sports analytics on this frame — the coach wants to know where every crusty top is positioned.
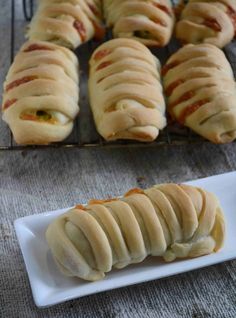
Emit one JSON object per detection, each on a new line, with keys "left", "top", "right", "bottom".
{"left": 162, "top": 43, "right": 236, "bottom": 143}
{"left": 89, "top": 38, "right": 166, "bottom": 142}
{"left": 2, "top": 41, "right": 79, "bottom": 145}
{"left": 27, "top": 0, "right": 104, "bottom": 49}
{"left": 176, "top": 0, "right": 236, "bottom": 48}
{"left": 103, "top": 0, "right": 175, "bottom": 47}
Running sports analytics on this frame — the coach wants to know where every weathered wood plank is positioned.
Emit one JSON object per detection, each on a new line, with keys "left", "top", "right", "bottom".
{"left": 0, "top": 1, "right": 13, "bottom": 147}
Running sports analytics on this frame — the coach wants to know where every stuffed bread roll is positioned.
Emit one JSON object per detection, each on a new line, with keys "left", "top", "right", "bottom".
{"left": 103, "top": 0, "right": 175, "bottom": 47}
{"left": 27, "top": 0, "right": 104, "bottom": 49}
{"left": 176, "top": 0, "right": 236, "bottom": 48}
{"left": 2, "top": 41, "right": 79, "bottom": 145}
{"left": 46, "top": 183, "right": 225, "bottom": 281}
{"left": 162, "top": 43, "right": 236, "bottom": 143}
{"left": 88, "top": 38, "right": 166, "bottom": 142}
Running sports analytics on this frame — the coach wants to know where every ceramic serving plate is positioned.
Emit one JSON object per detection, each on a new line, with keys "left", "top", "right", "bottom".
{"left": 14, "top": 171, "right": 236, "bottom": 308}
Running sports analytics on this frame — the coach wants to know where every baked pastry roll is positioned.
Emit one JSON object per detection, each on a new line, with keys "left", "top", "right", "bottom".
{"left": 103, "top": 0, "right": 175, "bottom": 47}
{"left": 27, "top": 0, "right": 104, "bottom": 49}
{"left": 2, "top": 41, "right": 79, "bottom": 145}
{"left": 46, "top": 183, "right": 225, "bottom": 281}
{"left": 162, "top": 43, "right": 236, "bottom": 144}
{"left": 176, "top": 0, "right": 236, "bottom": 48}
{"left": 88, "top": 38, "right": 166, "bottom": 142}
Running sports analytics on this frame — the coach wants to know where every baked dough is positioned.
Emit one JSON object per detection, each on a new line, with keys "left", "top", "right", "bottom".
{"left": 27, "top": 0, "right": 104, "bottom": 49}
{"left": 162, "top": 43, "right": 236, "bottom": 144}
{"left": 46, "top": 184, "right": 225, "bottom": 281}
{"left": 2, "top": 41, "right": 79, "bottom": 145}
{"left": 88, "top": 38, "right": 166, "bottom": 142}
{"left": 176, "top": 0, "right": 236, "bottom": 48}
{"left": 103, "top": 0, "right": 175, "bottom": 47}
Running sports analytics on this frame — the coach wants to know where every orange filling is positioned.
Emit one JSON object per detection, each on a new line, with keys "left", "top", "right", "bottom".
{"left": 2, "top": 98, "right": 17, "bottom": 110}
{"left": 165, "top": 79, "right": 185, "bottom": 96}
{"left": 124, "top": 188, "right": 144, "bottom": 197}
{"left": 20, "top": 114, "right": 38, "bottom": 121}
{"left": 88, "top": 198, "right": 118, "bottom": 205}
{"left": 203, "top": 18, "right": 221, "bottom": 32}
{"left": 20, "top": 113, "right": 57, "bottom": 123}
{"left": 227, "top": 6, "right": 236, "bottom": 35}
{"left": 169, "top": 91, "right": 195, "bottom": 109}
{"left": 153, "top": 3, "right": 172, "bottom": 16}
{"left": 105, "top": 105, "right": 117, "bottom": 113}
{"left": 6, "top": 76, "right": 38, "bottom": 92}
{"left": 92, "top": 21, "right": 105, "bottom": 40}
{"left": 73, "top": 20, "right": 86, "bottom": 42}
{"left": 94, "top": 49, "right": 111, "bottom": 61}
{"left": 75, "top": 204, "right": 86, "bottom": 210}
{"left": 162, "top": 61, "right": 180, "bottom": 76}
{"left": 152, "top": 18, "right": 167, "bottom": 27}
{"left": 96, "top": 61, "right": 112, "bottom": 71}
{"left": 178, "top": 99, "right": 210, "bottom": 124}
{"left": 23, "top": 44, "right": 53, "bottom": 52}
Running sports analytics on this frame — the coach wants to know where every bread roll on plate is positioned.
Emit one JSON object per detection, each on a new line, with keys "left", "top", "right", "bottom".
{"left": 2, "top": 41, "right": 79, "bottom": 145}
{"left": 89, "top": 38, "right": 166, "bottom": 142}
{"left": 46, "top": 183, "right": 225, "bottom": 281}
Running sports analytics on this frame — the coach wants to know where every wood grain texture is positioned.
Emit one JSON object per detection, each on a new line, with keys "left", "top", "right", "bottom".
{"left": 0, "top": 1, "right": 13, "bottom": 146}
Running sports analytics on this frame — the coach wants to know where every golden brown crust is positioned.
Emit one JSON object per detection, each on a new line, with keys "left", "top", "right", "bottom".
{"left": 88, "top": 38, "right": 166, "bottom": 142}
{"left": 162, "top": 43, "right": 236, "bottom": 144}
{"left": 2, "top": 41, "right": 79, "bottom": 145}
{"left": 27, "top": 0, "right": 104, "bottom": 49}
{"left": 46, "top": 183, "right": 226, "bottom": 281}
{"left": 103, "top": 0, "right": 175, "bottom": 47}
{"left": 176, "top": 0, "right": 236, "bottom": 48}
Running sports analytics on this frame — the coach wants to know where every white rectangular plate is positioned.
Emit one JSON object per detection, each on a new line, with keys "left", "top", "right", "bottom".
{"left": 14, "top": 171, "right": 236, "bottom": 308}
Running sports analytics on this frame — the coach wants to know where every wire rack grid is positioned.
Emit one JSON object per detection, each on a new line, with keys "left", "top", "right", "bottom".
{"left": 1, "top": 0, "right": 236, "bottom": 150}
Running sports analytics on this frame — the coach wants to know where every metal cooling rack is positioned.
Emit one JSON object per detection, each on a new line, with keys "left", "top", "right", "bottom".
{"left": 1, "top": 0, "right": 236, "bottom": 150}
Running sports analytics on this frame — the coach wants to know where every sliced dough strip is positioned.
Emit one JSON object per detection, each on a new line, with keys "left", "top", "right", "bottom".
{"left": 89, "top": 38, "right": 166, "bottom": 142}
{"left": 27, "top": 0, "right": 104, "bottom": 49}
{"left": 103, "top": 0, "right": 175, "bottom": 47}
